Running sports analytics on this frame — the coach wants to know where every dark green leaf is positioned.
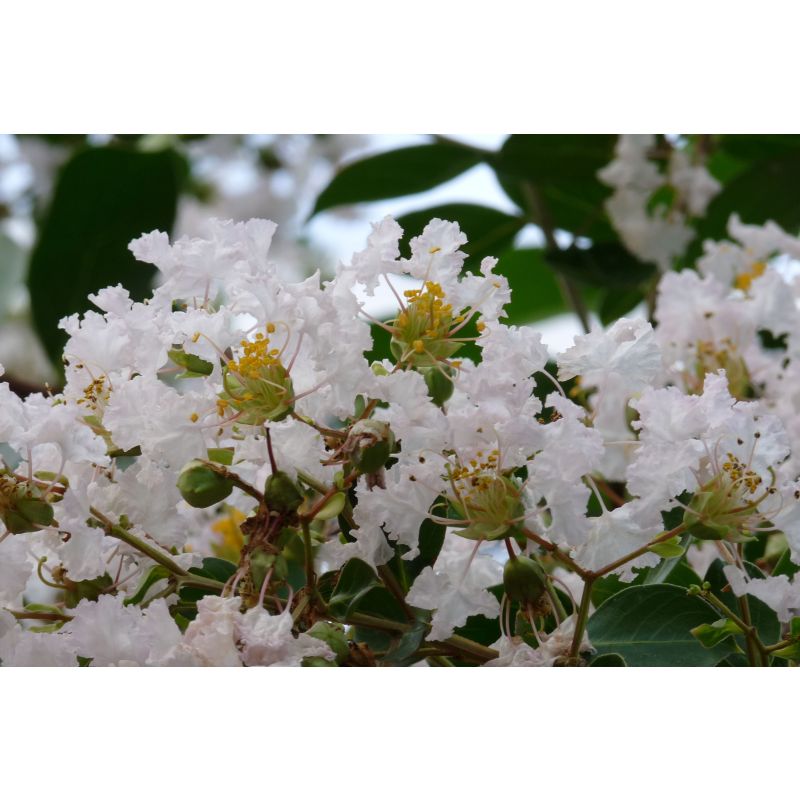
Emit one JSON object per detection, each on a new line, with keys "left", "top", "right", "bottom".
{"left": 717, "top": 135, "right": 800, "bottom": 162}
{"left": 587, "top": 583, "right": 735, "bottom": 666}
{"left": 773, "top": 548, "right": 799, "bottom": 579}
{"left": 312, "top": 144, "right": 482, "bottom": 215}
{"left": 327, "top": 558, "right": 379, "bottom": 617}
{"left": 389, "top": 516, "right": 447, "bottom": 589}
{"left": 694, "top": 151, "right": 800, "bottom": 253}
{"left": 382, "top": 619, "right": 429, "bottom": 666}
{"left": 598, "top": 287, "right": 645, "bottom": 325}
{"left": 191, "top": 557, "right": 238, "bottom": 584}
{"left": 497, "top": 134, "right": 617, "bottom": 183}
{"left": 28, "top": 147, "right": 184, "bottom": 365}
{"left": 494, "top": 134, "right": 617, "bottom": 241}
{"left": 546, "top": 243, "right": 656, "bottom": 290}
{"left": 365, "top": 321, "right": 392, "bottom": 364}
{"left": 589, "top": 653, "right": 627, "bottom": 667}
{"left": 717, "top": 653, "right": 750, "bottom": 667}
{"left": 494, "top": 248, "right": 566, "bottom": 324}
{"left": 454, "top": 612, "right": 501, "bottom": 648}
{"left": 396, "top": 203, "right": 524, "bottom": 265}
{"left": 349, "top": 585, "right": 407, "bottom": 623}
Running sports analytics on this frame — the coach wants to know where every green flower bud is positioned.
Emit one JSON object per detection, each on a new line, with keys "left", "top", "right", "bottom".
{"left": 423, "top": 365, "right": 454, "bottom": 407}
{"left": 177, "top": 460, "right": 234, "bottom": 508}
{"left": 503, "top": 555, "right": 547, "bottom": 605}
{"left": 346, "top": 420, "right": 395, "bottom": 475}
{"left": 264, "top": 470, "right": 303, "bottom": 515}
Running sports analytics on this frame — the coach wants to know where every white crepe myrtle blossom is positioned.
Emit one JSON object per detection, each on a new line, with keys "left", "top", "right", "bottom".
{"left": 723, "top": 565, "right": 800, "bottom": 623}
{"left": 3, "top": 210, "right": 800, "bottom": 668}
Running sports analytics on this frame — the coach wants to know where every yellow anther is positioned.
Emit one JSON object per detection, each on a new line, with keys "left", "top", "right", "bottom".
{"left": 735, "top": 261, "right": 767, "bottom": 292}
{"left": 266, "top": 322, "right": 276, "bottom": 333}
{"left": 189, "top": 412, "right": 199, "bottom": 423}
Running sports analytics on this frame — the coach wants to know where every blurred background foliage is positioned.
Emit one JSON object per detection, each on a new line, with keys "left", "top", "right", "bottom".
{"left": 3, "top": 133, "right": 800, "bottom": 393}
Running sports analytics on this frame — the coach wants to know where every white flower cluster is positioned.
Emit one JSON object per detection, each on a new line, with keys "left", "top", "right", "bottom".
{"left": 599, "top": 134, "right": 720, "bottom": 270}
{"left": 1, "top": 210, "right": 799, "bottom": 667}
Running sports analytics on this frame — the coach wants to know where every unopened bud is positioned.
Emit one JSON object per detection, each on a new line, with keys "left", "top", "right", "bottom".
{"left": 423, "top": 366, "right": 454, "bottom": 407}
{"left": 264, "top": 470, "right": 303, "bottom": 515}
{"left": 346, "top": 420, "right": 395, "bottom": 475}
{"left": 503, "top": 555, "right": 547, "bottom": 605}
{"left": 177, "top": 461, "right": 234, "bottom": 508}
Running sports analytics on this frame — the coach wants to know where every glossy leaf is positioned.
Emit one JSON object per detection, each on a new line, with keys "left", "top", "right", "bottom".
{"left": 312, "top": 144, "right": 483, "bottom": 215}
{"left": 691, "top": 618, "right": 743, "bottom": 648}
{"left": 773, "top": 548, "right": 799, "bottom": 579}
{"left": 494, "top": 248, "right": 566, "bottom": 324}
{"left": 589, "top": 653, "right": 627, "bottom": 667}
{"left": 545, "top": 243, "right": 656, "bottom": 290}
{"left": 327, "top": 558, "right": 379, "bottom": 617}
{"left": 694, "top": 151, "right": 800, "bottom": 251}
{"left": 28, "top": 147, "right": 184, "bottom": 365}
{"left": 587, "top": 583, "right": 735, "bottom": 666}
{"left": 494, "top": 134, "right": 617, "bottom": 241}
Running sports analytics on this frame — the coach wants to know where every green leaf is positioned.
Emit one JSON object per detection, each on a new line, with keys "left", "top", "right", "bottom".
{"left": 395, "top": 203, "right": 524, "bottom": 265}
{"left": 770, "top": 642, "right": 800, "bottom": 660}
{"left": 691, "top": 618, "right": 743, "bottom": 648}
{"left": 312, "top": 144, "right": 482, "bottom": 215}
{"left": 206, "top": 447, "right": 234, "bottom": 466}
{"left": 454, "top": 611, "right": 501, "bottom": 648}
{"left": 365, "top": 321, "right": 393, "bottom": 364}
{"left": 717, "top": 135, "right": 800, "bottom": 162}
{"left": 168, "top": 348, "right": 214, "bottom": 378}
{"left": 589, "top": 653, "right": 627, "bottom": 667}
{"left": 388, "top": 516, "right": 447, "bottom": 589}
{"left": 191, "top": 557, "right": 238, "bottom": 584}
{"left": 28, "top": 147, "right": 184, "bottom": 365}
{"left": 773, "top": 547, "right": 799, "bottom": 579}
{"left": 694, "top": 151, "right": 800, "bottom": 252}
{"left": 494, "top": 248, "right": 566, "bottom": 324}
{"left": 382, "top": 618, "right": 430, "bottom": 666}
{"left": 124, "top": 565, "right": 171, "bottom": 606}
{"left": 179, "top": 557, "right": 239, "bottom": 610}
{"left": 598, "top": 287, "right": 644, "bottom": 325}
{"left": 498, "top": 134, "right": 617, "bottom": 182}
{"left": 648, "top": 537, "right": 686, "bottom": 559}
{"left": 494, "top": 134, "right": 617, "bottom": 241}
{"left": 587, "top": 583, "right": 736, "bottom": 666}
{"left": 312, "top": 492, "right": 346, "bottom": 522}
{"left": 327, "top": 558, "right": 379, "bottom": 617}
{"left": 591, "top": 536, "right": 697, "bottom": 607}
{"left": 546, "top": 243, "right": 656, "bottom": 290}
